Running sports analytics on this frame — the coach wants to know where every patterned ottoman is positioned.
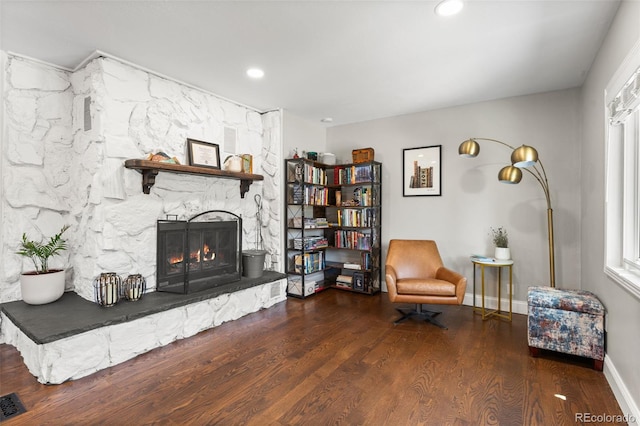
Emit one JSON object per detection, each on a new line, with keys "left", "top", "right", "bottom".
{"left": 527, "top": 286, "right": 605, "bottom": 371}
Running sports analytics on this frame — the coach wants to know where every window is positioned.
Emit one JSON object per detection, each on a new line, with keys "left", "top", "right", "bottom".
{"left": 605, "top": 43, "right": 640, "bottom": 300}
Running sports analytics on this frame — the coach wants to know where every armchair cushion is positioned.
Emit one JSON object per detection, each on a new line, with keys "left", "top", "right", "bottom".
{"left": 396, "top": 278, "right": 456, "bottom": 296}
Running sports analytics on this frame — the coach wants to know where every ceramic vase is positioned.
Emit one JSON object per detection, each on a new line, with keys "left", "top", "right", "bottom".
{"left": 20, "top": 270, "right": 65, "bottom": 305}
{"left": 495, "top": 247, "right": 511, "bottom": 260}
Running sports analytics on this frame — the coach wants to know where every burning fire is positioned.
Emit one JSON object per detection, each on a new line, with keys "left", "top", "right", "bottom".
{"left": 169, "top": 244, "right": 215, "bottom": 265}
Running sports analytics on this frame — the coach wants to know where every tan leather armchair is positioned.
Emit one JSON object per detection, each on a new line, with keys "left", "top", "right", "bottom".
{"left": 385, "top": 239, "right": 467, "bottom": 328}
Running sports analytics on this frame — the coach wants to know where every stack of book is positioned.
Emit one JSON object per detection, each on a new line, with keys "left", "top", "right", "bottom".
{"left": 293, "top": 236, "right": 329, "bottom": 250}
{"left": 305, "top": 217, "right": 328, "bottom": 228}
{"left": 335, "top": 274, "right": 353, "bottom": 288}
{"left": 471, "top": 254, "right": 496, "bottom": 262}
{"left": 290, "top": 217, "right": 329, "bottom": 228}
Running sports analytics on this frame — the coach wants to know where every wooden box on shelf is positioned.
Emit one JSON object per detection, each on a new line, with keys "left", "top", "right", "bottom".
{"left": 352, "top": 148, "right": 375, "bottom": 164}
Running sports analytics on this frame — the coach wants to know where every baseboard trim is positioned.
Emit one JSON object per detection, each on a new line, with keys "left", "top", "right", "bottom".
{"left": 604, "top": 355, "right": 640, "bottom": 422}
{"left": 462, "top": 294, "right": 527, "bottom": 316}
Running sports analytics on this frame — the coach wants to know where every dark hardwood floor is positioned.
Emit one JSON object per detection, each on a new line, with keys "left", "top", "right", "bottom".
{"left": 0, "top": 290, "right": 622, "bottom": 425}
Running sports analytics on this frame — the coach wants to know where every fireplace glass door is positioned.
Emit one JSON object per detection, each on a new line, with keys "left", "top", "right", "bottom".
{"left": 157, "top": 213, "right": 241, "bottom": 293}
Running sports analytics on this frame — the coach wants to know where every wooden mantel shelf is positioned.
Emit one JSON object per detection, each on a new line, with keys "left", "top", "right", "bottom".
{"left": 124, "top": 159, "right": 264, "bottom": 198}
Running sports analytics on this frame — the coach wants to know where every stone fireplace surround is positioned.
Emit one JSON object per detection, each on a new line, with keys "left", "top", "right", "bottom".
{"left": 1, "top": 272, "right": 286, "bottom": 384}
{"left": 0, "top": 51, "right": 286, "bottom": 383}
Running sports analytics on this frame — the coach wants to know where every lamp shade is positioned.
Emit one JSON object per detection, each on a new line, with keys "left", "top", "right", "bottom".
{"left": 498, "top": 165, "right": 522, "bottom": 184}
{"left": 458, "top": 139, "right": 480, "bottom": 158}
{"left": 511, "top": 145, "right": 538, "bottom": 168}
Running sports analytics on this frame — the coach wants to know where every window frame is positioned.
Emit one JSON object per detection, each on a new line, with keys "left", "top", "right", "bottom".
{"left": 604, "top": 40, "right": 640, "bottom": 300}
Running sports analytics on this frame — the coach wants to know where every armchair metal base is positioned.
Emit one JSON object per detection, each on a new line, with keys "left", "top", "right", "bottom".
{"left": 394, "top": 304, "right": 446, "bottom": 329}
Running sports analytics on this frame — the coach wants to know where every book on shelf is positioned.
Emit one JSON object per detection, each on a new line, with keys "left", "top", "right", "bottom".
{"left": 343, "top": 262, "right": 362, "bottom": 270}
{"left": 336, "top": 208, "right": 378, "bottom": 227}
{"left": 303, "top": 186, "right": 329, "bottom": 205}
{"left": 294, "top": 252, "right": 326, "bottom": 274}
{"left": 334, "top": 230, "right": 371, "bottom": 250}
{"left": 470, "top": 254, "right": 496, "bottom": 262}
{"left": 291, "top": 217, "right": 329, "bottom": 228}
{"left": 293, "top": 236, "right": 329, "bottom": 250}
{"left": 300, "top": 163, "right": 328, "bottom": 185}
{"left": 361, "top": 252, "right": 371, "bottom": 270}
{"left": 334, "top": 164, "right": 375, "bottom": 185}
{"left": 305, "top": 217, "right": 328, "bottom": 228}
{"left": 336, "top": 274, "right": 353, "bottom": 284}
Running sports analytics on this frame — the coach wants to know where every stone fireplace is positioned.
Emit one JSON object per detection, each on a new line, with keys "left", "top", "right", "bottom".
{"left": 0, "top": 52, "right": 287, "bottom": 384}
{"left": 1, "top": 53, "right": 283, "bottom": 304}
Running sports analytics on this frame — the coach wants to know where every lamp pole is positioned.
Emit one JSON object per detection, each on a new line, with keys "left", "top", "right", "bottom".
{"left": 459, "top": 138, "right": 556, "bottom": 288}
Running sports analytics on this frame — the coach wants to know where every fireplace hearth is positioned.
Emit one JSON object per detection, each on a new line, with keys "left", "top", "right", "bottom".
{"left": 157, "top": 211, "right": 242, "bottom": 293}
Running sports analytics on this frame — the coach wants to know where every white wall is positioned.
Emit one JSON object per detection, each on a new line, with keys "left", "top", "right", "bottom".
{"left": 283, "top": 111, "right": 327, "bottom": 160}
{"left": 580, "top": 0, "right": 640, "bottom": 417}
{"left": 327, "top": 89, "right": 582, "bottom": 305}
{"left": 2, "top": 54, "right": 74, "bottom": 302}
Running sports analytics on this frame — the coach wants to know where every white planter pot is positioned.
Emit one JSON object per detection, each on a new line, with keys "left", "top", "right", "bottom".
{"left": 20, "top": 270, "right": 66, "bottom": 305}
{"left": 494, "top": 247, "right": 511, "bottom": 260}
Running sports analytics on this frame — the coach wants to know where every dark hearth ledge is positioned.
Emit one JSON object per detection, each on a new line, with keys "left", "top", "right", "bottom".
{"left": 0, "top": 271, "right": 286, "bottom": 345}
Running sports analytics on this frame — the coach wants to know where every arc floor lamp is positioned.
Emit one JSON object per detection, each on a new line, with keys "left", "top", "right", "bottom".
{"left": 458, "top": 138, "right": 556, "bottom": 288}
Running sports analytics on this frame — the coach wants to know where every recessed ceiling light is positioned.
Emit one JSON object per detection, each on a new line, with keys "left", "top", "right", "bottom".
{"left": 320, "top": 117, "right": 333, "bottom": 123}
{"left": 435, "top": 0, "right": 464, "bottom": 17}
{"left": 246, "top": 68, "right": 265, "bottom": 79}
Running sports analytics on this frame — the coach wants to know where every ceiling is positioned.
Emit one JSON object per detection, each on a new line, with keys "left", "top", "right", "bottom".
{"left": 1, "top": 1, "right": 621, "bottom": 127}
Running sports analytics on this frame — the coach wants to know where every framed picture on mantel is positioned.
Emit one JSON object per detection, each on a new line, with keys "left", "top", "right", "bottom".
{"left": 403, "top": 145, "right": 442, "bottom": 196}
{"left": 187, "top": 138, "right": 220, "bottom": 169}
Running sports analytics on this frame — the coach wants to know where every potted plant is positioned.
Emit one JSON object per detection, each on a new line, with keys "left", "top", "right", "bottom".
{"left": 490, "top": 226, "right": 511, "bottom": 260}
{"left": 16, "top": 225, "right": 70, "bottom": 305}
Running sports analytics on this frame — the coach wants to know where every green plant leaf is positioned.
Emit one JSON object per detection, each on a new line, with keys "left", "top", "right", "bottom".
{"left": 16, "top": 225, "right": 70, "bottom": 274}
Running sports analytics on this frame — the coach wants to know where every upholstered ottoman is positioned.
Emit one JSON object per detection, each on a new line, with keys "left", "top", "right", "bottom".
{"left": 527, "top": 286, "right": 605, "bottom": 370}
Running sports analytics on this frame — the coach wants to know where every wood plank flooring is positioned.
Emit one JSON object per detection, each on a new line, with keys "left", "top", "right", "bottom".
{"left": 0, "top": 290, "right": 623, "bottom": 425}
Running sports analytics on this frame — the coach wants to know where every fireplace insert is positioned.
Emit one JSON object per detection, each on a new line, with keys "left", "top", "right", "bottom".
{"left": 156, "top": 210, "right": 242, "bottom": 293}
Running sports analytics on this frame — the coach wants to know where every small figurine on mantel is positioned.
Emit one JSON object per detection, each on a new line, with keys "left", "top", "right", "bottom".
{"left": 147, "top": 152, "right": 180, "bottom": 164}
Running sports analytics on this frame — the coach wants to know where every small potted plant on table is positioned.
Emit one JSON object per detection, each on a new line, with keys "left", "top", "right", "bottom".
{"left": 490, "top": 226, "right": 510, "bottom": 260}
{"left": 16, "top": 225, "right": 70, "bottom": 305}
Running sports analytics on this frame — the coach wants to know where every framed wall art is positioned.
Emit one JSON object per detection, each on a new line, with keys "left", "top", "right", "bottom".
{"left": 186, "top": 138, "right": 220, "bottom": 169}
{"left": 403, "top": 145, "right": 442, "bottom": 196}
